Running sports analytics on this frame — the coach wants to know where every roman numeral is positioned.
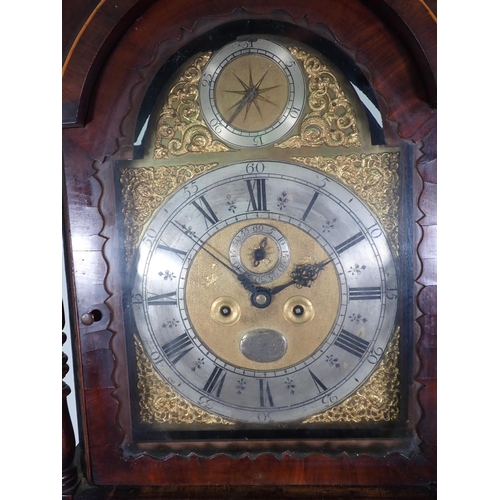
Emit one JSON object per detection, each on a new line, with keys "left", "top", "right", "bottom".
{"left": 147, "top": 291, "right": 177, "bottom": 306}
{"left": 192, "top": 196, "right": 218, "bottom": 226}
{"left": 259, "top": 380, "right": 274, "bottom": 407}
{"left": 157, "top": 243, "right": 187, "bottom": 259}
{"left": 162, "top": 333, "right": 193, "bottom": 365}
{"left": 246, "top": 179, "right": 267, "bottom": 211}
{"left": 335, "top": 231, "right": 365, "bottom": 254}
{"left": 334, "top": 329, "right": 370, "bottom": 358}
{"left": 302, "top": 191, "right": 319, "bottom": 221}
{"left": 203, "top": 366, "right": 227, "bottom": 397}
{"left": 308, "top": 369, "right": 328, "bottom": 393}
{"left": 349, "top": 286, "right": 382, "bottom": 301}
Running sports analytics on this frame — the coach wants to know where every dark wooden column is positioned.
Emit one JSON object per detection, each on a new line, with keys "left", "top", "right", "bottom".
{"left": 63, "top": 306, "right": 80, "bottom": 498}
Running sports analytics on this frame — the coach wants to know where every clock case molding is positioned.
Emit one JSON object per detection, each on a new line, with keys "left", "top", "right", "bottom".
{"left": 62, "top": 1, "right": 436, "bottom": 498}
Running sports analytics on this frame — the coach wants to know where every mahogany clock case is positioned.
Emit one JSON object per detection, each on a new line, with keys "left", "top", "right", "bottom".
{"left": 62, "top": 1, "right": 436, "bottom": 497}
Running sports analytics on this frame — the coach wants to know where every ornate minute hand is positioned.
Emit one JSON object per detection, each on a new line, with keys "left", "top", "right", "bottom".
{"left": 173, "top": 221, "right": 257, "bottom": 294}
{"left": 268, "top": 258, "right": 333, "bottom": 296}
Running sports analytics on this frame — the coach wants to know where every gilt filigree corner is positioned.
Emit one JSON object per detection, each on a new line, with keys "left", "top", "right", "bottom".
{"left": 134, "top": 335, "right": 234, "bottom": 426}
{"left": 291, "top": 152, "right": 400, "bottom": 254}
{"left": 120, "top": 163, "right": 219, "bottom": 264}
{"left": 276, "top": 46, "right": 362, "bottom": 149}
{"left": 153, "top": 53, "right": 232, "bottom": 158}
{"left": 304, "top": 328, "right": 401, "bottom": 424}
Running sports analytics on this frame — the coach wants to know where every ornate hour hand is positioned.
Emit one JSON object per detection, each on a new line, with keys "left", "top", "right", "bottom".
{"left": 268, "top": 259, "right": 333, "bottom": 296}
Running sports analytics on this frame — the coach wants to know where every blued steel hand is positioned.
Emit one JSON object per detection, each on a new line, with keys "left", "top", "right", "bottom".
{"left": 252, "top": 237, "right": 268, "bottom": 267}
{"left": 225, "top": 65, "right": 281, "bottom": 124}
{"left": 268, "top": 258, "right": 334, "bottom": 296}
{"left": 173, "top": 221, "right": 257, "bottom": 294}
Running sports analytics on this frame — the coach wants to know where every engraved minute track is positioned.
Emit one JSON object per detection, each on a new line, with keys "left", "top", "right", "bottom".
{"left": 131, "top": 160, "right": 398, "bottom": 424}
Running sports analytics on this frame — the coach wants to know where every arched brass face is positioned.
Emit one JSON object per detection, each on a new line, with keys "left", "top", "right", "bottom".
{"left": 131, "top": 161, "right": 399, "bottom": 424}
{"left": 200, "top": 38, "right": 305, "bottom": 148}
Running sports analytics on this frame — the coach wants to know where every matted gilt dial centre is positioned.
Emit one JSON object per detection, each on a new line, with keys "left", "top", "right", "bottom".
{"left": 185, "top": 219, "right": 340, "bottom": 371}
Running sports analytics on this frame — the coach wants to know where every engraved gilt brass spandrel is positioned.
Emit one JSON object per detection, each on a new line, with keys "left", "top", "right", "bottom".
{"left": 120, "top": 163, "right": 218, "bottom": 264}
{"left": 153, "top": 45, "right": 362, "bottom": 155}
{"left": 304, "top": 329, "right": 400, "bottom": 423}
{"left": 134, "top": 336, "right": 234, "bottom": 425}
{"left": 153, "top": 53, "right": 231, "bottom": 158}
{"left": 276, "top": 46, "right": 362, "bottom": 149}
{"left": 292, "top": 152, "right": 400, "bottom": 254}
{"left": 134, "top": 329, "right": 400, "bottom": 425}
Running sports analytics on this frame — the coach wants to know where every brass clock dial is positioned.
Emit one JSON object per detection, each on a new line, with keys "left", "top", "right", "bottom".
{"left": 131, "top": 160, "right": 398, "bottom": 424}
{"left": 200, "top": 38, "right": 305, "bottom": 148}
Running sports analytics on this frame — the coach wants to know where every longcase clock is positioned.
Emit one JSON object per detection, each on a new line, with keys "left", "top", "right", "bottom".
{"left": 62, "top": 1, "right": 436, "bottom": 498}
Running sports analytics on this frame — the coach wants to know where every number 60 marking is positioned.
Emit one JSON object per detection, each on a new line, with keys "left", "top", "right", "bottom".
{"left": 246, "top": 162, "right": 265, "bottom": 174}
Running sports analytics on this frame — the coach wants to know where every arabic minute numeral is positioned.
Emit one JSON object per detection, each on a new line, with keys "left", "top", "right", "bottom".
{"left": 253, "top": 135, "right": 264, "bottom": 146}
{"left": 367, "top": 346, "right": 384, "bottom": 365}
{"left": 290, "top": 106, "right": 301, "bottom": 119}
{"left": 209, "top": 118, "right": 222, "bottom": 134}
{"left": 368, "top": 224, "right": 383, "bottom": 238}
{"left": 184, "top": 181, "right": 199, "bottom": 198}
{"left": 142, "top": 228, "right": 157, "bottom": 248}
{"left": 201, "top": 73, "right": 213, "bottom": 87}
{"left": 245, "top": 162, "right": 265, "bottom": 174}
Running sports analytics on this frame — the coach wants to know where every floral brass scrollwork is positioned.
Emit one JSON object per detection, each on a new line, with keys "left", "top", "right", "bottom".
{"left": 135, "top": 327, "right": 399, "bottom": 425}
{"left": 292, "top": 152, "right": 400, "bottom": 254}
{"left": 277, "top": 47, "right": 361, "bottom": 149}
{"left": 134, "top": 336, "right": 234, "bottom": 425}
{"left": 303, "top": 329, "right": 400, "bottom": 423}
{"left": 153, "top": 54, "right": 231, "bottom": 158}
{"left": 120, "top": 163, "right": 218, "bottom": 264}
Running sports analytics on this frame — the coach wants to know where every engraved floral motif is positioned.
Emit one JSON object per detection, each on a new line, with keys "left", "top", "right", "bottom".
{"left": 236, "top": 379, "right": 246, "bottom": 395}
{"left": 348, "top": 264, "right": 366, "bottom": 276}
{"left": 277, "top": 192, "right": 289, "bottom": 210}
{"left": 285, "top": 377, "right": 296, "bottom": 395}
{"left": 322, "top": 218, "right": 336, "bottom": 233}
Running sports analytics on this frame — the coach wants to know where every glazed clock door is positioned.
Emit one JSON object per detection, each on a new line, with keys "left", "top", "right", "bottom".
{"left": 116, "top": 32, "right": 405, "bottom": 449}
{"left": 63, "top": 2, "right": 436, "bottom": 498}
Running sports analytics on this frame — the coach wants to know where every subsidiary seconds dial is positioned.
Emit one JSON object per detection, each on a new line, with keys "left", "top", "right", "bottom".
{"left": 200, "top": 38, "right": 305, "bottom": 148}
{"left": 131, "top": 161, "right": 398, "bottom": 424}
